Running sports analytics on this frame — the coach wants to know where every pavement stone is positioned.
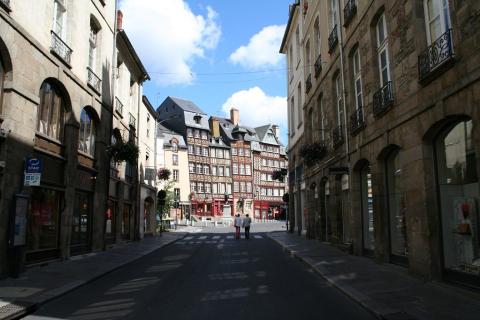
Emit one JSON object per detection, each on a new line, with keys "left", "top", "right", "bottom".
{"left": 268, "top": 231, "right": 480, "bottom": 320}
{"left": 0, "top": 233, "right": 186, "bottom": 320}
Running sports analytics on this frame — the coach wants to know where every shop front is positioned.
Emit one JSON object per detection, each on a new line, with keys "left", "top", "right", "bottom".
{"left": 70, "top": 191, "right": 92, "bottom": 255}
{"left": 435, "top": 119, "right": 480, "bottom": 287}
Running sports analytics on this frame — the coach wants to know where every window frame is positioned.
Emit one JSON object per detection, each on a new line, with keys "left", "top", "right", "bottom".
{"left": 352, "top": 48, "right": 364, "bottom": 112}
{"left": 423, "top": 0, "right": 451, "bottom": 44}
{"left": 78, "top": 108, "right": 96, "bottom": 157}
{"left": 376, "top": 13, "right": 391, "bottom": 87}
{"left": 37, "top": 82, "right": 66, "bottom": 142}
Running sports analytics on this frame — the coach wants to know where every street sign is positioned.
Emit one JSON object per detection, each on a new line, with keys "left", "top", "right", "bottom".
{"left": 24, "top": 157, "right": 43, "bottom": 186}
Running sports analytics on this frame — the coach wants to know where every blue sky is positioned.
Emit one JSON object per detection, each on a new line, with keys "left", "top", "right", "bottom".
{"left": 119, "top": 0, "right": 292, "bottom": 144}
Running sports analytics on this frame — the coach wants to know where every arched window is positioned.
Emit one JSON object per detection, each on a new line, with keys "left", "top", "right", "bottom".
{"left": 37, "top": 81, "right": 65, "bottom": 141}
{"left": 79, "top": 108, "right": 95, "bottom": 156}
{"left": 435, "top": 120, "right": 479, "bottom": 276}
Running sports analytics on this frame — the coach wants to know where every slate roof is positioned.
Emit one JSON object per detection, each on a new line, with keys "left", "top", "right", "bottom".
{"left": 169, "top": 97, "right": 206, "bottom": 114}
{"left": 157, "top": 123, "right": 187, "bottom": 148}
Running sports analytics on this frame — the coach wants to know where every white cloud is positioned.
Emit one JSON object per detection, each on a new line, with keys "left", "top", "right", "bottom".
{"left": 229, "top": 25, "right": 286, "bottom": 70}
{"left": 221, "top": 87, "right": 287, "bottom": 141}
{"left": 120, "top": 0, "right": 221, "bottom": 86}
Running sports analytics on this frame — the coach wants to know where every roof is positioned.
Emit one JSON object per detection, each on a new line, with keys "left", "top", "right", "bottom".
{"left": 169, "top": 97, "right": 206, "bottom": 114}
{"left": 157, "top": 124, "right": 187, "bottom": 148}
{"left": 142, "top": 96, "right": 158, "bottom": 119}
{"left": 255, "top": 124, "right": 284, "bottom": 147}
{"left": 216, "top": 117, "right": 258, "bottom": 142}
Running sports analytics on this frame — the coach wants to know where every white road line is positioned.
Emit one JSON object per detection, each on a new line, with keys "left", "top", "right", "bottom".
{"left": 199, "top": 236, "right": 207, "bottom": 240}
{"left": 226, "top": 235, "right": 234, "bottom": 239}
{"left": 184, "top": 236, "right": 193, "bottom": 240}
{"left": 253, "top": 235, "right": 263, "bottom": 239}
{"left": 212, "top": 236, "right": 220, "bottom": 240}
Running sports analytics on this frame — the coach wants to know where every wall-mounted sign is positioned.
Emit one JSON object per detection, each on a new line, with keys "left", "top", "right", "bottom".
{"left": 24, "top": 157, "right": 43, "bottom": 186}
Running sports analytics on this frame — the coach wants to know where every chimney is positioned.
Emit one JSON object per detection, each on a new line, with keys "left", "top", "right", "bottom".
{"left": 117, "top": 10, "right": 123, "bottom": 30}
{"left": 210, "top": 118, "right": 220, "bottom": 138}
{"left": 230, "top": 108, "right": 239, "bottom": 126}
{"left": 272, "top": 125, "right": 280, "bottom": 138}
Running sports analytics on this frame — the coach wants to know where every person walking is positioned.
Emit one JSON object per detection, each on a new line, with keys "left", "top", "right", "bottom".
{"left": 234, "top": 214, "right": 242, "bottom": 239}
{"left": 242, "top": 214, "right": 252, "bottom": 239}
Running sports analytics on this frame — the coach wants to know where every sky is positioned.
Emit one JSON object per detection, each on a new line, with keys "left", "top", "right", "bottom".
{"left": 119, "top": 0, "right": 292, "bottom": 145}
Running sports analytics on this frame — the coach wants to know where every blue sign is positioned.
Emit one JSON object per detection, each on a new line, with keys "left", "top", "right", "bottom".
{"left": 26, "top": 157, "right": 43, "bottom": 174}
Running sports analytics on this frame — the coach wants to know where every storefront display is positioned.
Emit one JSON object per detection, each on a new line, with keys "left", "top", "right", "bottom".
{"left": 436, "top": 120, "right": 480, "bottom": 276}
{"left": 70, "top": 192, "right": 92, "bottom": 254}
{"left": 361, "top": 166, "right": 374, "bottom": 251}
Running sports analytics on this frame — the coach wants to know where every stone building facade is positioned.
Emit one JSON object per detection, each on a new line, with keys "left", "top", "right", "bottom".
{"left": 281, "top": 0, "right": 480, "bottom": 287}
{"left": 0, "top": 0, "right": 115, "bottom": 276}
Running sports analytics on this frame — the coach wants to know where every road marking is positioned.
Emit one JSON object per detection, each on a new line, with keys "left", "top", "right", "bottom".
{"left": 184, "top": 236, "right": 193, "bottom": 240}
{"left": 198, "top": 236, "right": 207, "bottom": 240}
{"left": 226, "top": 235, "right": 234, "bottom": 239}
{"left": 212, "top": 236, "right": 220, "bottom": 239}
{"left": 253, "top": 235, "right": 263, "bottom": 239}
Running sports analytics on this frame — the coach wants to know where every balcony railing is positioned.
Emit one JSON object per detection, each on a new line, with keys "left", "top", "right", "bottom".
{"left": 0, "top": 0, "right": 11, "bottom": 12}
{"left": 328, "top": 25, "right": 338, "bottom": 53}
{"left": 50, "top": 30, "right": 72, "bottom": 65}
{"left": 373, "top": 81, "right": 394, "bottom": 116}
{"left": 314, "top": 55, "right": 322, "bottom": 78}
{"left": 332, "top": 125, "right": 344, "bottom": 147}
{"left": 87, "top": 67, "right": 101, "bottom": 93}
{"left": 115, "top": 97, "right": 124, "bottom": 116}
{"left": 350, "top": 106, "right": 365, "bottom": 135}
{"left": 305, "top": 74, "right": 312, "bottom": 93}
{"left": 418, "top": 29, "right": 454, "bottom": 83}
{"left": 343, "top": 0, "right": 357, "bottom": 27}
{"left": 129, "top": 113, "right": 136, "bottom": 129}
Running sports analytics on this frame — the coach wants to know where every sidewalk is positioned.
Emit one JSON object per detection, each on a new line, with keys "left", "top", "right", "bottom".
{"left": 268, "top": 231, "right": 480, "bottom": 320}
{"left": 0, "top": 233, "right": 186, "bottom": 320}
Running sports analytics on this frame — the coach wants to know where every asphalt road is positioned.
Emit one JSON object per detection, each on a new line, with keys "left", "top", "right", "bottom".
{"left": 25, "top": 229, "right": 376, "bottom": 320}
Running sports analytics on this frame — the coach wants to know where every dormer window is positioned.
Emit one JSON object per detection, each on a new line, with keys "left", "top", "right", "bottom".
{"left": 194, "top": 113, "right": 202, "bottom": 124}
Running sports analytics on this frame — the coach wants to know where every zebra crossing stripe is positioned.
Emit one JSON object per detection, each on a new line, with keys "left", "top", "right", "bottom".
{"left": 226, "top": 235, "right": 234, "bottom": 239}
{"left": 253, "top": 235, "right": 262, "bottom": 239}
{"left": 199, "top": 236, "right": 207, "bottom": 240}
{"left": 212, "top": 236, "right": 220, "bottom": 239}
{"left": 184, "top": 236, "right": 193, "bottom": 240}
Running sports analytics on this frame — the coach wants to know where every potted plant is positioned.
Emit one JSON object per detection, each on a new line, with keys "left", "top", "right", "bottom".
{"left": 299, "top": 141, "right": 327, "bottom": 166}
{"left": 157, "top": 168, "right": 171, "bottom": 181}
{"left": 106, "top": 141, "right": 139, "bottom": 163}
{"left": 272, "top": 168, "right": 288, "bottom": 182}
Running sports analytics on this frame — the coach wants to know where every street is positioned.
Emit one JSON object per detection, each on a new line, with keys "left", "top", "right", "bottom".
{"left": 25, "top": 226, "right": 375, "bottom": 320}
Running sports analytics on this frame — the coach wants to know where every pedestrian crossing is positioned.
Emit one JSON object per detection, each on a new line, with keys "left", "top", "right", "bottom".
{"left": 174, "top": 234, "right": 264, "bottom": 245}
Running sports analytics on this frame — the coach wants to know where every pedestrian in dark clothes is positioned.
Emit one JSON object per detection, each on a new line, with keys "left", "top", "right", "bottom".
{"left": 242, "top": 214, "right": 252, "bottom": 239}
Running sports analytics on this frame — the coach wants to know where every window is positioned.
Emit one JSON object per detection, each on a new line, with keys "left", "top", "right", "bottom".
{"left": 195, "top": 145, "right": 201, "bottom": 156}
{"left": 239, "top": 164, "right": 245, "bottom": 175}
{"left": 234, "top": 182, "right": 239, "bottom": 193}
{"left": 352, "top": 49, "right": 363, "bottom": 110}
{"left": 199, "top": 183, "right": 205, "bottom": 193}
{"left": 53, "top": 0, "right": 67, "bottom": 39}
{"left": 305, "top": 40, "right": 311, "bottom": 76}
{"left": 245, "top": 149, "right": 250, "bottom": 157}
{"left": 232, "top": 147, "right": 237, "bottom": 155}
{"left": 233, "top": 163, "right": 238, "bottom": 174}
{"left": 146, "top": 116, "right": 150, "bottom": 138}
{"left": 201, "top": 131, "right": 207, "bottom": 139}
{"left": 225, "top": 150, "right": 230, "bottom": 158}
{"left": 212, "top": 165, "right": 217, "bottom": 176}
{"left": 174, "top": 188, "right": 180, "bottom": 200}
{"left": 0, "top": 58, "right": 4, "bottom": 115}
{"left": 297, "top": 83, "right": 303, "bottom": 125}
{"left": 205, "top": 183, "right": 211, "bottom": 193}
{"left": 226, "top": 184, "right": 232, "bottom": 195}
{"left": 196, "top": 164, "right": 202, "bottom": 174}
{"left": 203, "top": 165, "right": 209, "bottom": 175}
{"left": 216, "top": 149, "right": 224, "bottom": 158}
{"left": 262, "top": 159, "right": 267, "bottom": 166}
{"left": 314, "top": 18, "right": 321, "bottom": 57}
{"left": 289, "top": 44, "right": 294, "bottom": 81}
{"left": 424, "top": 0, "right": 451, "bottom": 44}
{"left": 218, "top": 183, "right": 225, "bottom": 194}
{"left": 238, "top": 148, "right": 244, "bottom": 156}
{"left": 295, "top": 26, "right": 301, "bottom": 64}
{"left": 240, "top": 182, "right": 246, "bottom": 193}
{"left": 189, "top": 163, "right": 194, "bottom": 173}
{"left": 261, "top": 173, "right": 266, "bottom": 181}
{"left": 274, "top": 189, "right": 279, "bottom": 197}
{"left": 78, "top": 108, "right": 95, "bottom": 156}
{"left": 246, "top": 164, "right": 251, "bottom": 175}
{"left": 335, "top": 74, "right": 344, "bottom": 127}
{"left": 172, "top": 154, "right": 178, "bottom": 165}
{"left": 37, "top": 82, "right": 65, "bottom": 141}
{"left": 172, "top": 140, "right": 178, "bottom": 152}
{"left": 376, "top": 13, "right": 391, "bottom": 87}
{"left": 173, "top": 169, "right": 179, "bottom": 181}
{"left": 290, "top": 97, "right": 295, "bottom": 135}
{"left": 246, "top": 183, "right": 252, "bottom": 193}
{"left": 188, "top": 144, "right": 193, "bottom": 154}
{"left": 218, "top": 166, "right": 224, "bottom": 176}
{"left": 194, "top": 129, "right": 200, "bottom": 138}
{"left": 202, "top": 147, "right": 209, "bottom": 157}
{"left": 212, "top": 183, "right": 218, "bottom": 194}
{"left": 329, "top": 0, "right": 338, "bottom": 31}
{"left": 191, "top": 182, "right": 196, "bottom": 192}
{"left": 225, "top": 166, "right": 230, "bottom": 177}
{"left": 88, "top": 19, "right": 99, "bottom": 72}
{"left": 187, "top": 128, "right": 193, "bottom": 137}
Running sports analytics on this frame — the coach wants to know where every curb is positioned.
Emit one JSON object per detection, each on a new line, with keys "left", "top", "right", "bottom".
{"left": 267, "top": 234, "right": 412, "bottom": 320}
{"left": 0, "top": 233, "right": 188, "bottom": 320}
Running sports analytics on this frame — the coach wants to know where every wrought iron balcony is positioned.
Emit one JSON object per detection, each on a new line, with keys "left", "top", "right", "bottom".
{"left": 332, "top": 125, "right": 344, "bottom": 147}
{"left": 343, "top": 0, "right": 357, "bottom": 27}
{"left": 115, "top": 97, "right": 124, "bottom": 116}
{"left": 87, "top": 67, "right": 101, "bottom": 93}
{"left": 129, "top": 112, "right": 136, "bottom": 129}
{"left": 350, "top": 106, "right": 365, "bottom": 135}
{"left": 314, "top": 55, "right": 322, "bottom": 78}
{"left": 50, "top": 30, "right": 72, "bottom": 65}
{"left": 0, "top": 0, "right": 11, "bottom": 12}
{"left": 328, "top": 25, "right": 338, "bottom": 53}
{"left": 305, "top": 74, "right": 312, "bottom": 93}
{"left": 373, "top": 81, "right": 394, "bottom": 116}
{"left": 418, "top": 29, "right": 454, "bottom": 83}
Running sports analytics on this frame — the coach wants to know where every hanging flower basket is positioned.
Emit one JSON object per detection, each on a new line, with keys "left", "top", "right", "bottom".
{"left": 106, "top": 141, "right": 139, "bottom": 163}
{"left": 299, "top": 142, "right": 327, "bottom": 166}
{"left": 157, "top": 168, "right": 171, "bottom": 181}
{"left": 272, "top": 168, "right": 288, "bottom": 182}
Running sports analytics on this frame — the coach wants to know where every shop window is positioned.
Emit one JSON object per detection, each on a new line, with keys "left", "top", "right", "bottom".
{"left": 435, "top": 120, "right": 479, "bottom": 275}
{"left": 386, "top": 149, "right": 408, "bottom": 259}
{"left": 78, "top": 108, "right": 96, "bottom": 156}
{"left": 37, "top": 81, "right": 66, "bottom": 141}
{"left": 27, "top": 188, "right": 63, "bottom": 252}
{"left": 360, "top": 165, "right": 374, "bottom": 251}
